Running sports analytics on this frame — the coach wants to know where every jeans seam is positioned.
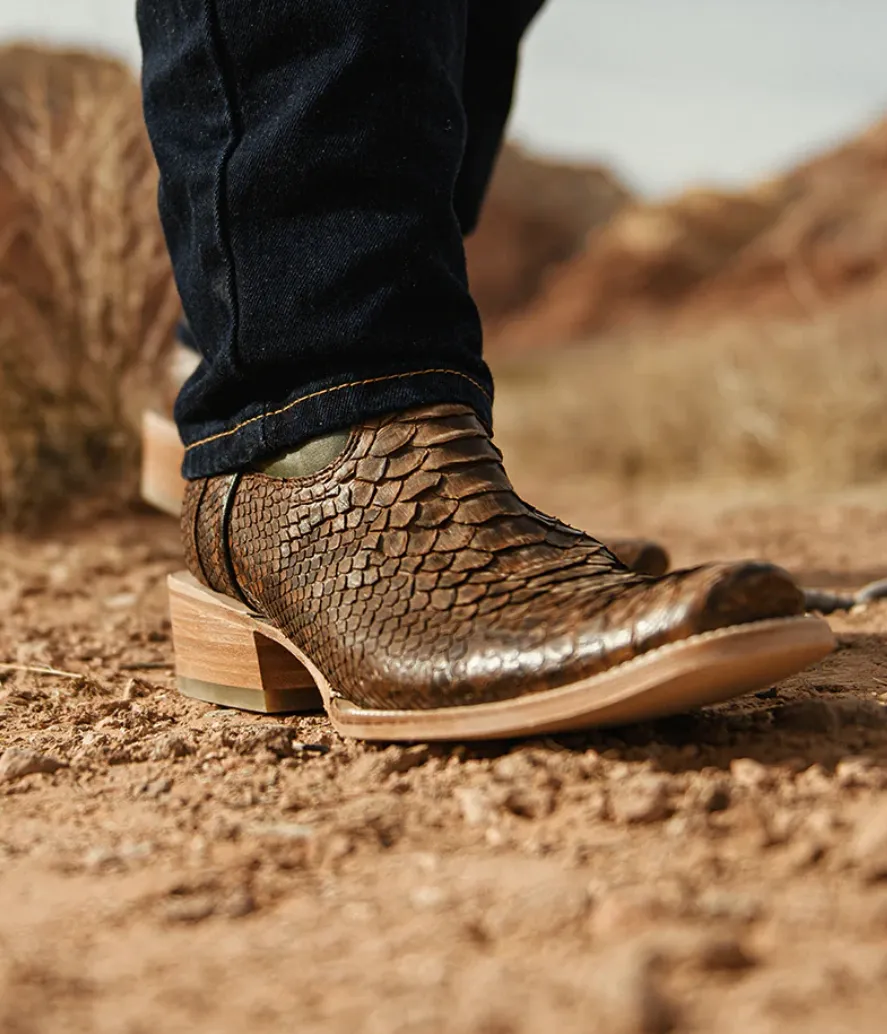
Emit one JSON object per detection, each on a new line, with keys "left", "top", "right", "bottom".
{"left": 184, "top": 368, "right": 492, "bottom": 452}
{"left": 203, "top": 0, "right": 243, "bottom": 381}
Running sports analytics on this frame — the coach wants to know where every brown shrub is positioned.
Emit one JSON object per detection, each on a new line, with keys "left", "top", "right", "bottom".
{"left": 0, "top": 44, "right": 177, "bottom": 529}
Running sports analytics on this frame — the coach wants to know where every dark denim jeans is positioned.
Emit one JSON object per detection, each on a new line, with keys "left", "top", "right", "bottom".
{"left": 137, "top": 0, "right": 546, "bottom": 477}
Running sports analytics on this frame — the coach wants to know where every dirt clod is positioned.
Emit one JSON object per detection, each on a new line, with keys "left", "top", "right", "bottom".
{"left": 0, "top": 747, "right": 64, "bottom": 782}
{"left": 610, "top": 774, "right": 672, "bottom": 824}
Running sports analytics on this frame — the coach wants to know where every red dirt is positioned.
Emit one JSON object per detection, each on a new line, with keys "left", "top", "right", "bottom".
{"left": 4, "top": 484, "right": 887, "bottom": 1033}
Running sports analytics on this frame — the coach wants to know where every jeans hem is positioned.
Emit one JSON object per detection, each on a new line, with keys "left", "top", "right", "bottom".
{"left": 180, "top": 367, "right": 493, "bottom": 478}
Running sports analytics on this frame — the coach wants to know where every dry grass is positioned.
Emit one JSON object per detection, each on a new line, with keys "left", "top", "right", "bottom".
{"left": 0, "top": 45, "right": 178, "bottom": 529}
{"left": 493, "top": 301, "right": 887, "bottom": 491}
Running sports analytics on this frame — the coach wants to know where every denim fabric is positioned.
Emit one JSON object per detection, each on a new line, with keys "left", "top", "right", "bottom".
{"left": 137, "top": 0, "right": 545, "bottom": 477}
{"left": 458, "top": 0, "right": 546, "bottom": 234}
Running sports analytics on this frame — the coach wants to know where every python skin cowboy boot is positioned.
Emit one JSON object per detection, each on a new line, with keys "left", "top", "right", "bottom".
{"left": 168, "top": 404, "right": 834, "bottom": 741}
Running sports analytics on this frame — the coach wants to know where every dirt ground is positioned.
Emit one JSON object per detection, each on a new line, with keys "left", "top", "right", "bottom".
{"left": 4, "top": 480, "right": 887, "bottom": 1034}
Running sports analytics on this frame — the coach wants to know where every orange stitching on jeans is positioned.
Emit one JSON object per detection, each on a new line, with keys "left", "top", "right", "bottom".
{"left": 184, "top": 368, "right": 492, "bottom": 452}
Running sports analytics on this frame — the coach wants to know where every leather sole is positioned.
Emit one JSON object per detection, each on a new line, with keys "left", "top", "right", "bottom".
{"left": 168, "top": 571, "right": 835, "bottom": 742}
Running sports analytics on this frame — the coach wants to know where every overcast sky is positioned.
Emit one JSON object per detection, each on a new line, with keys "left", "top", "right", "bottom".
{"left": 1, "top": 0, "right": 885, "bottom": 195}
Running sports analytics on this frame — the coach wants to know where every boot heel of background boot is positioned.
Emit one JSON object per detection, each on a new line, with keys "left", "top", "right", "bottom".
{"left": 140, "top": 410, "right": 186, "bottom": 518}
{"left": 168, "top": 572, "right": 323, "bottom": 714}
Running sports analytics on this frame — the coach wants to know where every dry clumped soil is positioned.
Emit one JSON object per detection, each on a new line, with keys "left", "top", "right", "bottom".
{"left": 4, "top": 485, "right": 887, "bottom": 1033}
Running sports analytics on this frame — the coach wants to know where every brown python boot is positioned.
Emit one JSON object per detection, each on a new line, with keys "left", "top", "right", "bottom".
{"left": 168, "top": 404, "right": 834, "bottom": 741}
{"left": 141, "top": 346, "right": 670, "bottom": 575}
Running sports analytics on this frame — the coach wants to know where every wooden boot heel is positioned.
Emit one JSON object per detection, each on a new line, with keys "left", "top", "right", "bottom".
{"left": 168, "top": 572, "right": 322, "bottom": 714}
